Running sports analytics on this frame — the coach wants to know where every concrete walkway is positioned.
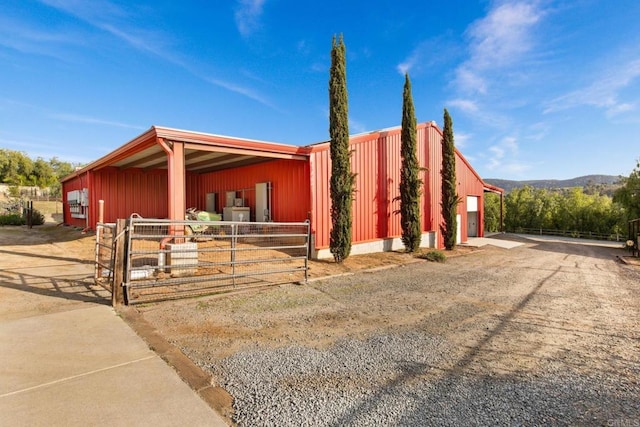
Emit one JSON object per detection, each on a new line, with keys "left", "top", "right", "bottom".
{"left": 462, "top": 235, "right": 525, "bottom": 249}
{"left": 0, "top": 304, "right": 228, "bottom": 426}
{"left": 0, "top": 229, "right": 228, "bottom": 426}
{"left": 463, "top": 233, "right": 624, "bottom": 250}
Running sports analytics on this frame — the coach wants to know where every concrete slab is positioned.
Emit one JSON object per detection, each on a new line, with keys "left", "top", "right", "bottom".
{"left": 462, "top": 236, "right": 525, "bottom": 249}
{"left": 512, "top": 233, "right": 624, "bottom": 248}
{"left": 0, "top": 305, "right": 228, "bottom": 426}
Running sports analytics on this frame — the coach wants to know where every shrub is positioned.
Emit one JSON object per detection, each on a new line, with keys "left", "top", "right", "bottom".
{"left": 417, "top": 250, "right": 446, "bottom": 263}
{"left": 0, "top": 213, "right": 26, "bottom": 226}
{"left": 28, "top": 209, "right": 46, "bottom": 225}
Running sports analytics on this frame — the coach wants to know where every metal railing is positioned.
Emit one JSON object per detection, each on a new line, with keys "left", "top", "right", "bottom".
{"left": 121, "top": 216, "right": 310, "bottom": 304}
{"left": 511, "top": 227, "right": 624, "bottom": 242}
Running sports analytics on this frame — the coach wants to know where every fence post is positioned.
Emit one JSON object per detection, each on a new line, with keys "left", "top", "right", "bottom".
{"left": 112, "top": 218, "right": 127, "bottom": 307}
{"left": 27, "top": 200, "right": 33, "bottom": 229}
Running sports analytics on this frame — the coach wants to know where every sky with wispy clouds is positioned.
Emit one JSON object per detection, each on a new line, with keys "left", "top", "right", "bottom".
{"left": 1, "top": 0, "right": 639, "bottom": 179}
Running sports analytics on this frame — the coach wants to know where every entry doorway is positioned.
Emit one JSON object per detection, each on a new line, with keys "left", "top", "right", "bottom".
{"left": 467, "top": 196, "right": 479, "bottom": 238}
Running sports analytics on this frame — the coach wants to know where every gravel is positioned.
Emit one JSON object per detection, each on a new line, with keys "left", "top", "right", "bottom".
{"left": 145, "top": 238, "right": 640, "bottom": 426}
{"left": 210, "top": 331, "right": 640, "bottom": 426}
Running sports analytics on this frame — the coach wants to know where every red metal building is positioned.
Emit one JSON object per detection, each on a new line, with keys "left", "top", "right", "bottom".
{"left": 62, "top": 123, "right": 502, "bottom": 257}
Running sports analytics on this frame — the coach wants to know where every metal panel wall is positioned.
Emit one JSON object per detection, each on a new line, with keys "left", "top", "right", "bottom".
{"left": 62, "top": 167, "right": 170, "bottom": 228}
{"left": 196, "top": 159, "right": 310, "bottom": 222}
{"left": 426, "top": 124, "right": 487, "bottom": 248}
{"left": 310, "top": 122, "right": 487, "bottom": 251}
{"left": 310, "top": 124, "right": 434, "bottom": 249}
{"left": 61, "top": 173, "right": 89, "bottom": 228}
{"left": 93, "top": 168, "right": 169, "bottom": 224}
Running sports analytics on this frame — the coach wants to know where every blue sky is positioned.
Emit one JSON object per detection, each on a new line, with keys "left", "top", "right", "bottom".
{"left": 1, "top": 0, "right": 639, "bottom": 180}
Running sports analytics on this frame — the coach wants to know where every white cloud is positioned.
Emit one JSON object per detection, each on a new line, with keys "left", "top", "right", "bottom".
{"left": 235, "top": 0, "right": 266, "bottom": 38}
{"left": 39, "top": 0, "right": 274, "bottom": 108}
{"left": 466, "top": 2, "right": 542, "bottom": 68}
{"left": 454, "top": 1, "right": 544, "bottom": 95}
{"left": 396, "top": 36, "right": 458, "bottom": 76}
{"left": 38, "top": 0, "right": 177, "bottom": 62}
{"left": 454, "top": 131, "right": 472, "bottom": 149}
{"left": 203, "top": 76, "right": 275, "bottom": 109}
{"left": 486, "top": 136, "right": 520, "bottom": 171}
{"left": 349, "top": 117, "right": 367, "bottom": 135}
{"left": 50, "top": 113, "right": 146, "bottom": 130}
{"left": 447, "top": 99, "right": 479, "bottom": 114}
{"left": 544, "top": 58, "right": 640, "bottom": 117}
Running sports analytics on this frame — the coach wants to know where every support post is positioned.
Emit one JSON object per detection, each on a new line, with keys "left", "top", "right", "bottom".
{"left": 98, "top": 199, "right": 104, "bottom": 223}
{"left": 112, "top": 218, "right": 127, "bottom": 307}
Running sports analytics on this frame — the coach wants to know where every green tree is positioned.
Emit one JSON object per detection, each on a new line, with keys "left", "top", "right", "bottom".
{"left": 505, "top": 185, "right": 624, "bottom": 237}
{"left": 440, "top": 109, "right": 459, "bottom": 250}
{"left": 614, "top": 161, "right": 640, "bottom": 221}
{"left": 328, "top": 34, "right": 355, "bottom": 263}
{"left": 399, "top": 73, "right": 422, "bottom": 252}
{"left": 33, "top": 158, "right": 57, "bottom": 188}
{"left": 484, "top": 192, "right": 502, "bottom": 232}
{"left": 0, "top": 149, "right": 33, "bottom": 185}
{"left": 50, "top": 157, "right": 78, "bottom": 198}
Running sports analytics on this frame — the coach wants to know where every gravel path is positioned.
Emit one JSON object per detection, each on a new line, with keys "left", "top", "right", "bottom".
{"left": 142, "top": 235, "right": 640, "bottom": 426}
{"left": 212, "top": 334, "right": 638, "bottom": 426}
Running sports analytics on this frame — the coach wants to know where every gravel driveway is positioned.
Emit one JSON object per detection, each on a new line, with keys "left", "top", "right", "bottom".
{"left": 137, "top": 235, "right": 640, "bottom": 426}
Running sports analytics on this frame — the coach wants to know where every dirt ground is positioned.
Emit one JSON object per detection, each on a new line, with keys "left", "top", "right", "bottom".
{"left": 2, "top": 225, "right": 639, "bottom": 424}
{"left": 135, "top": 235, "right": 640, "bottom": 370}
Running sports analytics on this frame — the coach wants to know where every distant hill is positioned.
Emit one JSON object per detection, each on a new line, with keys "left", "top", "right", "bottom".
{"left": 485, "top": 175, "right": 622, "bottom": 193}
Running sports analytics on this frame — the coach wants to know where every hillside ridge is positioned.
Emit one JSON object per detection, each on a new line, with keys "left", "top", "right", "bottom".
{"left": 484, "top": 174, "right": 622, "bottom": 192}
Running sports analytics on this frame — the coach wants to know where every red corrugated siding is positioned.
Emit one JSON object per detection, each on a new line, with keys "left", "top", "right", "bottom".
{"left": 311, "top": 123, "right": 486, "bottom": 250}
{"left": 456, "top": 154, "right": 486, "bottom": 239}
{"left": 93, "top": 168, "right": 169, "bottom": 223}
{"left": 310, "top": 149, "right": 331, "bottom": 247}
{"left": 426, "top": 125, "right": 487, "bottom": 248}
{"left": 311, "top": 125, "right": 433, "bottom": 249}
{"left": 62, "top": 167, "right": 169, "bottom": 227}
{"left": 197, "top": 159, "right": 310, "bottom": 222}
{"left": 61, "top": 173, "right": 89, "bottom": 228}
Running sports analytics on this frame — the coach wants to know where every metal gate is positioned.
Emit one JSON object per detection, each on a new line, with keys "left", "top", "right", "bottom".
{"left": 95, "top": 222, "right": 116, "bottom": 292}
{"left": 96, "top": 215, "right": 310, "bottom": 304}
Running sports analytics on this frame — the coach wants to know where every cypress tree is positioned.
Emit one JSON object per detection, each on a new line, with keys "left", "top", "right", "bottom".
{"left": 441, "top": 108, "right": 460, "bottom": 250}
{"left": 329, "top": 34, "right": 354, "bottom": 263}
{"left": 399, "top": 73, "right": 422, "bottom": 252}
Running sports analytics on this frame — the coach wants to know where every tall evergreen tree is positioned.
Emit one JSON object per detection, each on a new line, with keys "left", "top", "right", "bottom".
{"left": 441, "top": 108, "right": 459, "bottom": 250}
{"left": 328, "top": 34, "right": 354, "bottom": 263}
{"left": 399, "top": 73, "right": 422, "bottom": 252}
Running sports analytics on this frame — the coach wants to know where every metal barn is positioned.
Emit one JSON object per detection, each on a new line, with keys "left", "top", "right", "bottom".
{"left": 62, "top": 123, "right": 502, "bottom": 258}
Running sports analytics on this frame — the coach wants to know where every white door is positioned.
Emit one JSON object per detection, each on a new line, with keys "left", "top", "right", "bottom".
{"left": 468, "top": 211, "right": 478, "bottom": 237}
{"left": 466, "top": 196, "right": 479, "bottom": 238}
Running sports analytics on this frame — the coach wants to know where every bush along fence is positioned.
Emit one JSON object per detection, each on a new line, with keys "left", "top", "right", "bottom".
{"left": 0, "top": 200, "right": 45, "bottom": 226}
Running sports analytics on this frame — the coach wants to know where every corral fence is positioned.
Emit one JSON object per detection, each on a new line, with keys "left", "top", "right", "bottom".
{"left": 96, "top": 215, "right": 310, "bottom": 305}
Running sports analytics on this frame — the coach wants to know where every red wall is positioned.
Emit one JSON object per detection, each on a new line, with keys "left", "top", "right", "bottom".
{"left": 310, "top": 125, "right": 430, "bottom": 249}
{"left": 310, "top": 123, "right": 486, "bottom": 250}
{"left": 63, "top": 125, "right": 487, "bottom": 252}
{"left": 195, "top": 159, "right": 310, "bottom": 222}
{"left": 424, "top": 127, "right": 486, "bottom": 248}
{"left": 62, "top": 167, "right": 170, "bottom": 227}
